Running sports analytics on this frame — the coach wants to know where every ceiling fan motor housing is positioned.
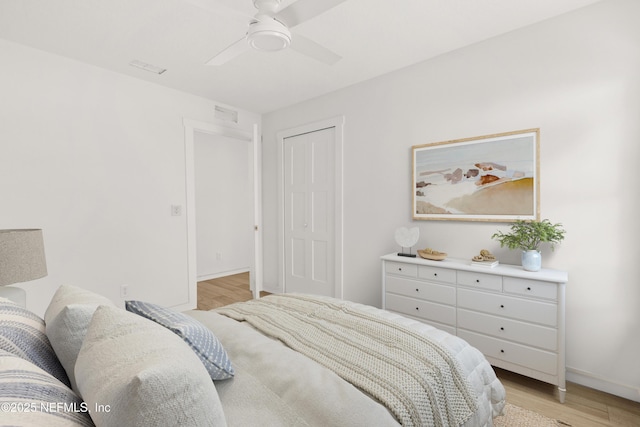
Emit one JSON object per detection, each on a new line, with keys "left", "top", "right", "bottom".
{"left": 247, "top": 17, "right": 291, "bottom": 51}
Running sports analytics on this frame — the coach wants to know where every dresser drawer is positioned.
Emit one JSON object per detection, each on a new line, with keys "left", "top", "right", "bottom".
{"left": 458, "top": 288, "right": 557, "bottom": 326}
{"left": 457, "top": 270, "right": 502, "bottom": 291}
{"left": 385, "top": 276, "right": 456, "bottom": 305}
{"left": 458, "top": 330, "right": 558, "bottom": 375}
{"left": 385, "top": 293, "right": 456, "bottom": 326}
{"left": 457, "top": 309, "right": 557, "bottom": 351}
{"left": 418, "top": 266, "right": 456, "bottom": 284}
{"left": 385, "top": 261, "right": 418, "bottom": 278}
{"left": 503, "top": 277, "right": 558, "bottom": 301}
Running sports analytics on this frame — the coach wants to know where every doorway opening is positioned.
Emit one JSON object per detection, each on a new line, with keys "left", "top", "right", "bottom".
{"left": 183, "top": 119, "right": 262, "bottom": 310}
{"left": 194, "top": 131, "right": 252, "bottom": 308}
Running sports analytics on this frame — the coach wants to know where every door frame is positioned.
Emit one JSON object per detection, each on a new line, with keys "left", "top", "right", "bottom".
{"left": 183, "top": 118, "right": 262, "bottom": 307}
{"left": 276, "top": 116, "right": 344, "bottom": 298}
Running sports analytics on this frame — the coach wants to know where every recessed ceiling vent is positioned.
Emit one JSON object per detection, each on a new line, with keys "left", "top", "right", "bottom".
{"left": 129, "top": 60, "right": 167, "bottom": 75}
{"left": 215, "top": 105, "right": 239, "bottom": 123}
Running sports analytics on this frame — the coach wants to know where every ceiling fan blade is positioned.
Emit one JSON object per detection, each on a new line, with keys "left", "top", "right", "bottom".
{"left": 206, "top": 37, "right": 249, "bottom": 66}
{"left": 290, "top": 33, "right": 341, "bottom": 65}
{"left": 276, "top": 0, "right": 348, "bottom": 28}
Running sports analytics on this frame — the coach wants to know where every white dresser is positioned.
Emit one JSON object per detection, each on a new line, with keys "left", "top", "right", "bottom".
{"left": 381, "top": 253, "right": 568, "bottom": 402}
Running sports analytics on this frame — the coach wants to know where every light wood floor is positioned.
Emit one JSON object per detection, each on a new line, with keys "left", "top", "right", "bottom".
{"left": 197, "top": 272, "right": 640, "bottom": 426}
{"left": 197, "top": 271, "right": 269, "bottom": 311}
{"left": 496, "top": 367, "right": 640, "bottom": 426}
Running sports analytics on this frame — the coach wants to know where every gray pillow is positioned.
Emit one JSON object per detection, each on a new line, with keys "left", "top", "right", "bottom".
{"left": 75, "top": 305, "right": 227, "bottom": 427}
{"left": 0, "top": 297, "right": 70, "bottom": 387}
{"left": 126, "top": 300, "right": 234, "bottom": 380}
{"left": 0, "top": 349, "right": 94, "bottom": 427}
{"left": 44, "top": 285, "right": 116, "bottom": 394}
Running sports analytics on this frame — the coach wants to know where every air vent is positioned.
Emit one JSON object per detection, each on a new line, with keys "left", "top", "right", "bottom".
{"left": 215, "top": 105, "right": 239, "bottom": 123}
{"left": 129, "top": 60, "right": 167, "bottom": 75}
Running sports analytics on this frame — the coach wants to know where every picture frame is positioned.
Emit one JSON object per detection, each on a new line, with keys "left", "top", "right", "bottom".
{"left": 412, "top": 129, "right": 540, "bottom": 222}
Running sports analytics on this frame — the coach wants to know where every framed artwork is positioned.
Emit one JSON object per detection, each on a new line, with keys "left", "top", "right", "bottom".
{"left": 412, "top": 129, "right": 540, "bottom": 222}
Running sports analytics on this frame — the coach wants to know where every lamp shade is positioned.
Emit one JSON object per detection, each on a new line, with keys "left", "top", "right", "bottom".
{"left": 0, "top": 229, "right": 48, "bottom": 286}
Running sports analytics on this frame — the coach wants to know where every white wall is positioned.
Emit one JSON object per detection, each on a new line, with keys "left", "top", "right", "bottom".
{"left": 194, "top": 132, "right": 252, "bottom": 279}
{"left": 0, "top": 38, "right": 260, "bottom": 315}
{"left": 262, "top": 0, "right": 640, "bottom": 401}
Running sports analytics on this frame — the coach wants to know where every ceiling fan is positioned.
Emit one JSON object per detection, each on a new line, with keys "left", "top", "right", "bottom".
{"left": 205, "top": 0, "right": 346, "bottom": 66}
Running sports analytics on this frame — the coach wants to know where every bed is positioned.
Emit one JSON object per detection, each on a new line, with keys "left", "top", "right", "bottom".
{"left": 192, "top": 294, "right": 506, "bottom": 426}
{"left": 0, "top": 287, "right": 505, "bottom": 427}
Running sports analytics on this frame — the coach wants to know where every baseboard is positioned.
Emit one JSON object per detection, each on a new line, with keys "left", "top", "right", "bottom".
{"left": 197, "top": 268, "right": 249, "bottom": 282}
{"left": 567, "top": 367, "right": 640, "bottom": 402}
{"left": 260, "top": 282, "right": 282, "bottom": 294}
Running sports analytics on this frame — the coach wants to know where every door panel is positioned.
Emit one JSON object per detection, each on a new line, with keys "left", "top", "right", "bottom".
{"left": 312, "top": 191, "right": 329, "bottom": 232}
{"left": 292, "top": 237, "right": 306, "bottom": 278}
{"left": 312, "top": 240, "right": 328, "bottom": 282}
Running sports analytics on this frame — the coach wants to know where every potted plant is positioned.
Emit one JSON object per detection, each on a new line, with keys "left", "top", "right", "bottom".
{"left": 491, "top": 219, "right": 566, "bottom": 271}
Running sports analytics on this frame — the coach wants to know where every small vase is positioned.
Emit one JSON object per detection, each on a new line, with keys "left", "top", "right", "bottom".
{"left": 522, "top": 250, "right": 541, "bottom": 272}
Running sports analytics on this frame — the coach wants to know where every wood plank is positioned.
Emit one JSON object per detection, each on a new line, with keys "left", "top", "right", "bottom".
{"left": 495, "top": 368, "right": 640, "bottom": 426}
{"left": 197, "top": 272, "right": 268, "bottom": 311}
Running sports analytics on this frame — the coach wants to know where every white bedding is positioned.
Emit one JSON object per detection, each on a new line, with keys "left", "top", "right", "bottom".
{"left": 186, "top": 295, "right": 505, "bottom": 427}
{"left": 344, "top": 298, "right": 506, "bottom": 426}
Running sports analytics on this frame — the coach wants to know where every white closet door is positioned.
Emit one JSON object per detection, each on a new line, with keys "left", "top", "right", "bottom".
{"left": 283, "top": 127, "right": 335, "bottom": 296}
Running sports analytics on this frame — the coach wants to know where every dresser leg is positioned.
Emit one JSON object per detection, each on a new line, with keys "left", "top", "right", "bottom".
{"left": 558, "top": 386, "right": 566, "bottom": 403}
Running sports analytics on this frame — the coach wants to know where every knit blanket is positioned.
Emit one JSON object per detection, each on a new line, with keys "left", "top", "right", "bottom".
{"left": 216, "top": 294, "right": 478, "bottom": 426}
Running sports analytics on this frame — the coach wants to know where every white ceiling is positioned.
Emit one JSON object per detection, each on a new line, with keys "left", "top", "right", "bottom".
{"left": 0, "top": 0, "right": 602, "bottom": 113}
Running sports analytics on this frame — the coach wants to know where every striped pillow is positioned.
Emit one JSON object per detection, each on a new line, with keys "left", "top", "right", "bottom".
{"left": 0, "top": 297, "right": 71, "bottom": 387}
{"left": 0, "top": 350, "right": 94, "bottom": 427}
{"left": 126, "top": 300, "right": 234, "bottom": 380}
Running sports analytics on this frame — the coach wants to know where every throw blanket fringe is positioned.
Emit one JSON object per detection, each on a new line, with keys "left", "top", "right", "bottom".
{"left": 216, "top": 294, "right": 478, "bottom": 426}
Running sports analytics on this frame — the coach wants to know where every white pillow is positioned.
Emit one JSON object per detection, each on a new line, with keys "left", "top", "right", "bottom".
{"left": 44, "top": 284, "right": 115, "bottom": 325}
{"left": 0, "top": 349, "right": 94, "bottom": 427}
{"left": 44, "top": 285, "right": 116, "bottom": 394}
{"left": 75, "top": 305, "right": 226, "bottom": 427}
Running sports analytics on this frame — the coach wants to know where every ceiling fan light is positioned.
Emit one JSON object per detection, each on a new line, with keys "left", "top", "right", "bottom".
{"left": 247, "top": 19, "right": 291, "bottom": 52}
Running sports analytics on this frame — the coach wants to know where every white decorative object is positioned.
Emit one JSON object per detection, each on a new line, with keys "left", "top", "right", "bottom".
{"left": 381, "top": 253, "right": 568, "bottom": 403}
{"left": 394, "top": 227, "right": 419, "bottom": 258}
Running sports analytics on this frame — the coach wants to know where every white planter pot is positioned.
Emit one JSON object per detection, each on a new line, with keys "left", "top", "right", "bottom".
{"left": 522, "top": 250, "right": 542, "bottom": 272}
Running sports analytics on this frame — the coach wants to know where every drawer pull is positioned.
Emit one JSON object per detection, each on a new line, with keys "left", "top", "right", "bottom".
{"left": 398, "top": 268, "right": 402, "bottom": 271}
{"left": 415, "top": 288, "right": 419, "bottom": 292}
{"left": 500, "top": 304, "right": 505, "bottom": 309}
{"left": 500, "top": 327, "right": 505, "bottom": 331}
{"left": 434, "top": 273, "right": 438, "bottom": 277}
{"left": 476, "top": 279, "right": 480, "bottom": 283}
{"left": 500, "top": 349, "right": 505, "bottom": 353}
{"left": 415, "top": 307, "right": 419, "bottom": 311}
{"left": 527, "top": 287, "right": 532, "bottom": 291}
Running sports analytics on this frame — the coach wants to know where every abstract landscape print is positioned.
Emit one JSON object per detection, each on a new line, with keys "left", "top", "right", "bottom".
{"left": 412, "top": 129, "right": 539, "bottom": 222}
